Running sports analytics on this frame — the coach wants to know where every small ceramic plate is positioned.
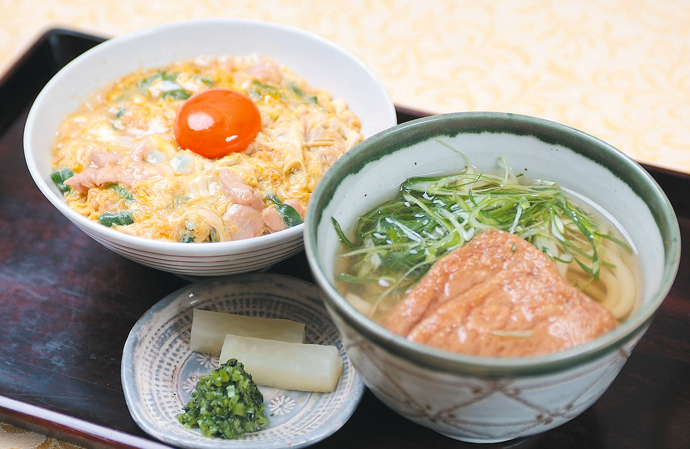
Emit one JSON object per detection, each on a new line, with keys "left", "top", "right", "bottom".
{"left": 122, "top": 273, "right": 365, "bottom": 449}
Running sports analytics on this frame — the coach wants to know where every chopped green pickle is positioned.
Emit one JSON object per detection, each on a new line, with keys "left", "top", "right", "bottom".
{"left": 178, "top": 359, "right": 269, "bottom": 439}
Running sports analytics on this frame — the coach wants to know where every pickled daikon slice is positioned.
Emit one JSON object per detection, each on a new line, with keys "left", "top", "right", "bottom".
{"left": 190, "top": 309, "right": 305, "bottom": 355}
{"left": 219, "top": 334, "right": 343, "bottom": 392}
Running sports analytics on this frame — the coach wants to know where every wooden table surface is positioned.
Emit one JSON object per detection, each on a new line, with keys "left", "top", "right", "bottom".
{"left": 1, "top": 30, "right": 689, "bottom": 449}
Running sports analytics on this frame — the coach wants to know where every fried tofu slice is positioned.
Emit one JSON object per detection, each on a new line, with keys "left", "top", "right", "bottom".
{"left": 382, "top": 229, "right": 616, "bottom": 357}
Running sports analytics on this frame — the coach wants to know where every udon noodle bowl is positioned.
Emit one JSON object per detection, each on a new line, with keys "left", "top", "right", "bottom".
{"left": 334, "top": 152, "right": 640, "bottom": 357}
{"left": 50, "top": 55, "right": 363, "bottom": 243}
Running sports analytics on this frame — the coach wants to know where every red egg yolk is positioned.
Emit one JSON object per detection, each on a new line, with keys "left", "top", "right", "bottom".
{"left": 174, "top": 88, "right": 262, "bottom": 158}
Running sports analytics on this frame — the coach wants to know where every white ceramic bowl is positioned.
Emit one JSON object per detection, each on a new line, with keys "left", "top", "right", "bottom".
{"left": 24, "top": 18, "right": 396, "bottom": 276}
{"left": 304, "top": 112, "right": 681, "bottom": 443}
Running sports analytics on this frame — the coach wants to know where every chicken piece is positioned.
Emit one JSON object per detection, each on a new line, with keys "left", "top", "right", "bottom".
{"left": 88, "top": 151, "right": 124, "bottom": 166}
{"left": 219, "top": 169, "right": 264, "bottom": 210}
{"left": 262, "top": 207, "right": 286, "bottom": 232}
{"left": 284, "top": 199, "right": 303, "bottom": 216}
{"left": 382, "top": 229, "right": 616, "bottom": 357}
{"left": 223, "top": 204, "right": 264, "bottom": 241}
{"left": 266, "top": 120, "right": 306, "bottom": 174}
{"left": 261, "top": 199, "right": 303, "bottom": 233}
{"left": 64, "top": 155, "right": 159, "bottom": 193}
{"left": 246, "top": 59, "right": 284, "bottom": 85}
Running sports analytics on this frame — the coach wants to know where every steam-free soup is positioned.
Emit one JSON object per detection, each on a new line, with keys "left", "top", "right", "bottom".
{"left": 334, "top": 153, "right": 639, "bottom": 357}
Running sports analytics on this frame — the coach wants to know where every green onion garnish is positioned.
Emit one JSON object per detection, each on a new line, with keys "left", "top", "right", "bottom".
{"left": 334, "top": 144, "right": 631, "bottom": 300}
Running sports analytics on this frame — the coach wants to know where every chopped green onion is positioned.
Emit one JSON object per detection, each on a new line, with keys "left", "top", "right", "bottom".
{"left": 107, "top": 184, "right": 135, "bottom": 203}
{"left": 248, "top": 80, "right": 286, "bottom": 101}
{"left": 179, "top": 231, "right": 195, "bottom": 243}
{"left": 333, "top": 142, "right": 630, "bottom": 299}
{"left": 137, "top": 72, "right": 190, "bottom": 100}
{"left": 287, "top": 82, "right": 318, "bottom": 105}
{"left": 266, "top": 194, "right": 303, "bottom": 227}
{"left": 50, "top": 168, "right": 74, "bottom": 193}
{"left": 199, "top": 76, "right": 214, "bottom": 87}
{"left": 162, "top": 89, "right": 190, "bottom": 100}
{"left": 598, "top": 233, "right": 632, "bottom": 253}
{"left": 332, "top": 217, "right": 357, "bottom": 249}
{"left": 98, "top": 211, "right": 133, "bottom": 227}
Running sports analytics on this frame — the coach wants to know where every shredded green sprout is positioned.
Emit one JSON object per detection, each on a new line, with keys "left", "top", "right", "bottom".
{"left": 334, "top": 144, "right": 631, "bottom": 304}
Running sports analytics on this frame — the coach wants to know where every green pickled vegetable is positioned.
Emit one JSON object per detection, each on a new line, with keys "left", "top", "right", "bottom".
{"left": 98, "top": 211, "right": 134, "bottom": 227}
{"left": 266, "top": 194, "right": 303, "bottom": 227}
{"left": 178, "top": 359, "right": 269, "bottom": 439}
{"left": 50, "top": 168, "right": 74, "bottom": 193}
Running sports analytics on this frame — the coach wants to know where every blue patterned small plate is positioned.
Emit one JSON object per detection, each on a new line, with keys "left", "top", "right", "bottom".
{"left": 122, "top": 273, "right": 365, "bottom": 449}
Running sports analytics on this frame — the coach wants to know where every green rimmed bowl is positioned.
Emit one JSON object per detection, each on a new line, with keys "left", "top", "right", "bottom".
{"left": 304, "top": 112, "right": 681, "bottom": 443}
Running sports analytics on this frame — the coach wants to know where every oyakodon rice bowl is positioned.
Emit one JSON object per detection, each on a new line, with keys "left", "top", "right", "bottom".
{"left": 24, "top": 19, "right": 396, "bottom": 277}
{"left": 304, "top": 112, "right": 680, "bottom": 443}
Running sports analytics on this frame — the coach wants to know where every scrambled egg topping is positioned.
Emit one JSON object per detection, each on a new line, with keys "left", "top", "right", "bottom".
{"left": 52, "top": 55, "right": 363, "bottom": 242}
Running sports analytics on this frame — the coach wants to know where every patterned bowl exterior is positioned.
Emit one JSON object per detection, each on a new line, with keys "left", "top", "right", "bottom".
{"left": 330, "top": 308, "right": 646, "bottom": 443}
{"left": 304, "top": 112, "right": 681, "bottom": 442}
{"left": 82, "top": 223, "right": 305, "bottom": 276}
{"left": 24, "top": 18, "right": 396, "bottom": 277}
{"left": 121, "top": 274, "right": 365, "bottom": 449}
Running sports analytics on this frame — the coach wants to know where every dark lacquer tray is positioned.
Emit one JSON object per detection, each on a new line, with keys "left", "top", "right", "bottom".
{"left": 1, "top": 29, "right": 689, "bottom": 449}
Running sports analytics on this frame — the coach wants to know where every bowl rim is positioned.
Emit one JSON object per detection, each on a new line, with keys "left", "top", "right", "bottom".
{"left": 304, "top": 111, "right": 682, "bottom": 377}
{"left": 23, "top": 17, "right": 396, "bottom": 255}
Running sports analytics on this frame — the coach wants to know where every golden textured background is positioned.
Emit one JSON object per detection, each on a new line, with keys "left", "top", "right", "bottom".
{"left": 0, "top": 0, "right": 689, "bottom": 447}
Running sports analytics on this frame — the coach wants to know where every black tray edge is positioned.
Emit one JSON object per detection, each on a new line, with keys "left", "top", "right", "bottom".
{"left": 0, "top": 28, "right": 106, "bottom": 136}
{"left": 0, "top": 396, "right": 170, "bottom": 449}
